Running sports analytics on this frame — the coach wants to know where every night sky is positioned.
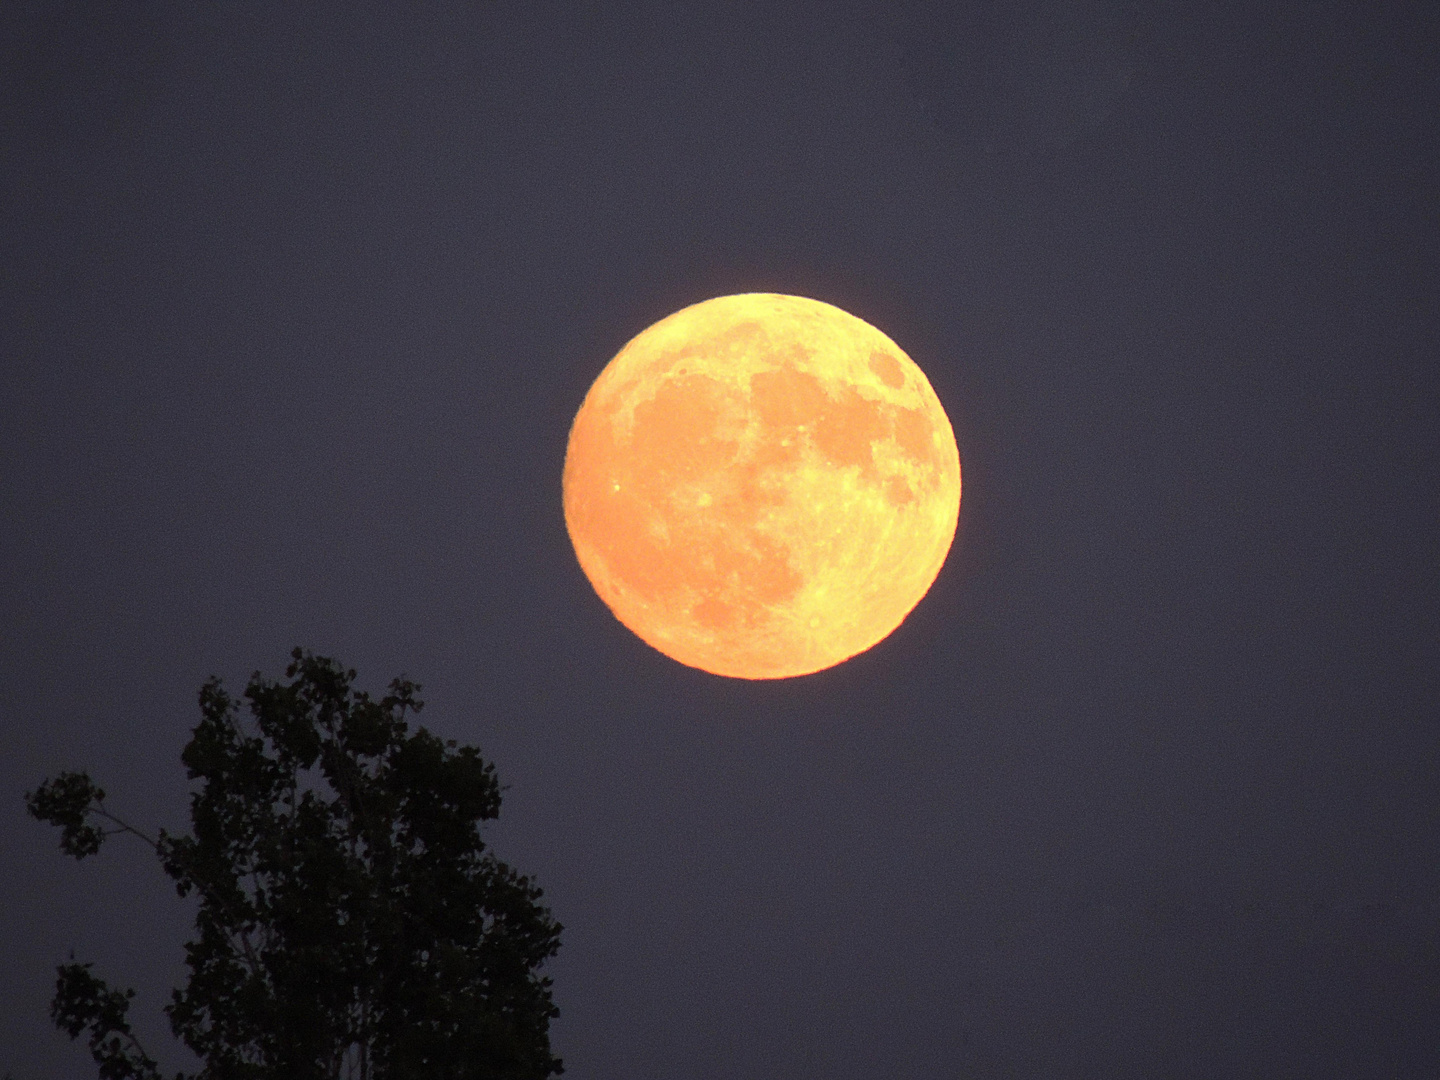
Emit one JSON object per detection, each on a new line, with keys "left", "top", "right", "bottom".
{"left": 4, "top": 2, "right": 1438, "bottom": 1077}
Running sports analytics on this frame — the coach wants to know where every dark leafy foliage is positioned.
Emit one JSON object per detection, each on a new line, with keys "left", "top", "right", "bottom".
{"left": 26, "top": 649, "right": 563, "bottom": 1080}
{"left": 51, "top": 962, "right": 163, "bottom": 1080}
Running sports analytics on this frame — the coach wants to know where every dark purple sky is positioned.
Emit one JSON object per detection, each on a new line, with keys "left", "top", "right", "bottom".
{"left": 3, "top": 2, "right": 1438, "bottom": 1077}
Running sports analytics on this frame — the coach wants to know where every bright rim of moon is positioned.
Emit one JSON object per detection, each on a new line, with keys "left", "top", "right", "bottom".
{"left": 563, "top": 293, "right": 961, "bottom": 679}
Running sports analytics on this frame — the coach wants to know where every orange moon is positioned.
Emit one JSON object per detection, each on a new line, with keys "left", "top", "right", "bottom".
{"left": 563, "top": 293, "right": 961, "bottom": 679}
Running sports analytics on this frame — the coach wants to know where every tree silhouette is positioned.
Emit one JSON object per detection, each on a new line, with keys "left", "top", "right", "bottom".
{"left": 27, "top": 649, "right": 563, "bottom": 1080}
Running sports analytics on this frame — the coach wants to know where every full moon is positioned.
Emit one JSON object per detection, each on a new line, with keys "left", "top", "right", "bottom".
{"left": 563, "top": 293, "right": 961, "bottom": 679}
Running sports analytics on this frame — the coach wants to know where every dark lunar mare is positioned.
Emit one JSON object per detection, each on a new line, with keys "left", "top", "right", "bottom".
{"left": 26, "top": 649, "right": 563, "bottom": 1080}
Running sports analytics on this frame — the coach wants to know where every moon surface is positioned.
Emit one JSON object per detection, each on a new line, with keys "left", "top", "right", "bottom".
{"left": 563, "top": 293, "right": 961, "bottom": 679}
